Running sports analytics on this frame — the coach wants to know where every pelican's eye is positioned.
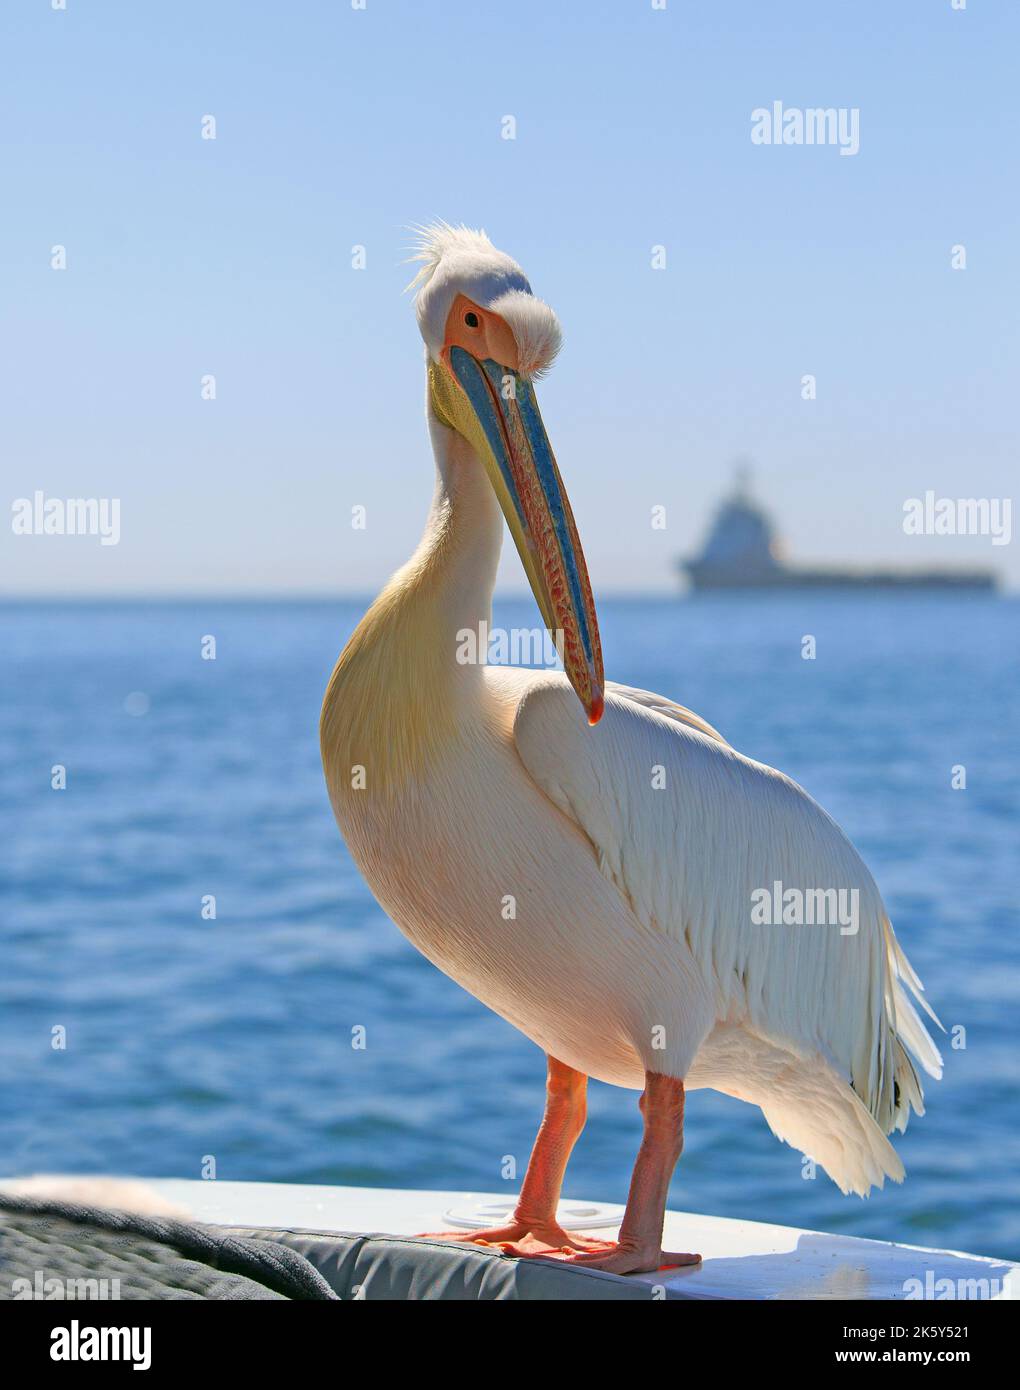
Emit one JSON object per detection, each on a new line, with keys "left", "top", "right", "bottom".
{"left": 464, "top": 311, "right": 480, "bottom": 329}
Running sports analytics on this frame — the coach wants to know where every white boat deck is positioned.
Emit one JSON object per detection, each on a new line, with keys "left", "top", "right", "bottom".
{"left": 145, "top": 1178, "right": 1017, "bottom": 1300}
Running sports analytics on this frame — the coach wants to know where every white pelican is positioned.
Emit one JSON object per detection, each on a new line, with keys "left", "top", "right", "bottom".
{"left": 320, "top": 225, "right": 942, "bottom": 1274}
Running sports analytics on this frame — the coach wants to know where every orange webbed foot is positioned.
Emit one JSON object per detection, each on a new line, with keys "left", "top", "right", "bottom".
{"left": 414, "top": 1222, "right": 616, "bottom": 1258}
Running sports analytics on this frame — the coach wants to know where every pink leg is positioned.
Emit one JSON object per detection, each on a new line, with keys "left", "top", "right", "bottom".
{"left": 539, "top": 1071, "right": 701, "bottom": 1275}
{"left": 416, "top": 1056, "right": 613, "bottom": 1255}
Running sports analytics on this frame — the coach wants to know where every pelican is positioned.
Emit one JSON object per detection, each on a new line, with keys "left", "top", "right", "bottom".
{"left": 320, "top": 225, "right": 942, "bottom": 1274}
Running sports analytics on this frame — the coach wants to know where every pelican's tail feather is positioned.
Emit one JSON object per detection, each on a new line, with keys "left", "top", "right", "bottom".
{"left": 868, "top": 919, "right": 943, "bottom": 1136}
{"left": 757, "top": 926, "right": 942, "bottom": 1195}
{"left": 760, "top": 1064, "right": 906, "bottom": 1198}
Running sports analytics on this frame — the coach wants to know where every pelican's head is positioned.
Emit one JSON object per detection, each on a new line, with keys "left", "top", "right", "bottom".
{"left": 410, "top": 223, "right": 604, "bottom": 725}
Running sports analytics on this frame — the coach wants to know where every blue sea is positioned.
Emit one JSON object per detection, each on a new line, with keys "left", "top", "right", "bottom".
{"left": 3, "top": 595, "right": 1018, "bottom": 1261}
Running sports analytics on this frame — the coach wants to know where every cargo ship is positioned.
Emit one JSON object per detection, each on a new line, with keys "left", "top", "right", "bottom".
{"left": 681, "top": 475, "right": 997, "bottom": 592}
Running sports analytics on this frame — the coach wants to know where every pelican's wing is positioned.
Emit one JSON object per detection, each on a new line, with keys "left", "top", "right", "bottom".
{"left": 512, "top": 674, "right": 942, "bottom": 1136}
{"left": 604, "top": 680, "right": 729, "bottom": 746}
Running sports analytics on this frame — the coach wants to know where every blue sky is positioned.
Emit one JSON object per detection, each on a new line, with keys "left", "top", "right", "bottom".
{"left": 2, "top": 0, "right": 1017, "bottom": 594}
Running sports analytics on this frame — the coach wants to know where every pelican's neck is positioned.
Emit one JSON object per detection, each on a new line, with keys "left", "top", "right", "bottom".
{"left": 416, "top": 407, "right": 504, "bottom": 636}
{"left": 320, "top": 398, "right": 503, "bottom": 797}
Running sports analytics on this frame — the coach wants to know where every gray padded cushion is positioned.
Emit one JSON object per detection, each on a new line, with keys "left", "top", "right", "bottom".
{"left": 0, "top": 1194, "right": 663, "bottom": 1300}
{"left": 229, "top": 1227, "right": 658, "bottom": 1301}
{"left": 0, "top": 1194, "right": 335, "bottom": 1301}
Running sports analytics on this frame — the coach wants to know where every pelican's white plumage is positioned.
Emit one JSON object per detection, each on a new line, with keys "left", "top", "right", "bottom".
{"left": 512, "top": 673, "right": 943, "bottom": 1194}
{"left": 322, "top": 226, "right": 941, "bottom": 1256}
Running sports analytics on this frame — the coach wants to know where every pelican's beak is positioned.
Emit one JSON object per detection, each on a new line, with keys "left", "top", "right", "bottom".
{"left": 429, "top": 308, "right": 604, "bottom": 725}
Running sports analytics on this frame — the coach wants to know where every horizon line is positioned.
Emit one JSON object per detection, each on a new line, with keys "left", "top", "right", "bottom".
{"left": 1, "top": 588, "right": 1014, "bottom": 604}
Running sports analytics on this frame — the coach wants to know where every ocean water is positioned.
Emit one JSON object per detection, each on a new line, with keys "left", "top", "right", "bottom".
{"left": 2, "top": 595, "right": 1018, "bottom": 1262}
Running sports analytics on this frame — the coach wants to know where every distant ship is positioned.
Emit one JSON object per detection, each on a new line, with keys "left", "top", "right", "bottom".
{"left": 681, "top": 473, "right": 997, "bottom": 593}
